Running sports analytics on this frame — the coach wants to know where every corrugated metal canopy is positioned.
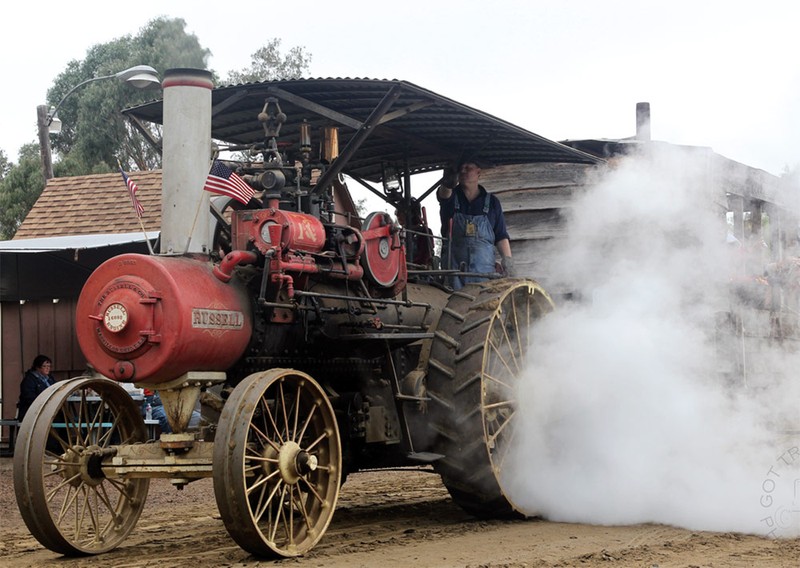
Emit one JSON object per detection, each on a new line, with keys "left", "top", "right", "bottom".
{"left": 123, "top": 78, "right": 601, "bottom": 182}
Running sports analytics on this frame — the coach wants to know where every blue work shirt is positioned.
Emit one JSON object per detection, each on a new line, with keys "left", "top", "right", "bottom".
{"left": 438, "top": 185, "right": 510, "bottom": 243}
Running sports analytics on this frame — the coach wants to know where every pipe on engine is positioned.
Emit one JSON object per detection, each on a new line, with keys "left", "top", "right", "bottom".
{"left": 213, "top": 250, "right": 259, "bottom": 283}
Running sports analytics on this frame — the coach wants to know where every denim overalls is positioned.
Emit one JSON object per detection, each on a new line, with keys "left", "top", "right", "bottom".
{"left": 448, "top": 192, "right": 495, "bottom": 290}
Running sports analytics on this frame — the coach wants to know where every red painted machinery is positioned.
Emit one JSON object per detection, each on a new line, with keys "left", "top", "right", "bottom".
{"left": 13, "top": 74, "right": 581, "bottom": 558}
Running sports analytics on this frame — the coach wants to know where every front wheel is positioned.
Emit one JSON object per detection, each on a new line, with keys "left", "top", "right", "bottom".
{"left": 213, "top": 369, "right": 342, "bottom": 557}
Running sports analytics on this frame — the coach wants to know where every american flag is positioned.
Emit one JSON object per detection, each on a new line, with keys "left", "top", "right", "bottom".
{"left": 203, "top": 160, "right": 255, "bottom": 205}
{"left": 120, "top": 168, "right": 144, "bottom": 218}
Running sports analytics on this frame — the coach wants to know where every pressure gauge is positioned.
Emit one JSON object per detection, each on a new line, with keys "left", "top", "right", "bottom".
{"left": 260, "top": 221, "right": 279, "bottom": 245}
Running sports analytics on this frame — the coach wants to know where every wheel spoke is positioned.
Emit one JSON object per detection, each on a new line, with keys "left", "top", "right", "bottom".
{"left": 46, "top": 472, "right": 82, "bottom": 500}
{"left": 47, "top": 427, "right": 71, "bottom": 453}
{"left": 265, "top": 490, "right": 277, "bottom": 541}
{"left": 305, "top": 432, "right": 327, "bottom": 452}
{"left": 96, "top": 482, "right": 121, "bottom": 524}
{"left": 69, "top": 396, "right": 85, "bottom": 446}
{"left": 497, "top": 313, "right": 521, "bottom": 373}
{"left": 494, "top": 417, "right": 519, "bottom": 471}
{"left": 295, "top": 403, "right": 318, "bottom": 442}
{"left": 97, "top": 411, "right": 123, "bottom": 447}
{"left": 58, "top": 406, "right": 77, "bottom": 448}
{"left": 75, "top": 485, "right": 89, "bottom": 543}
{"left": 483, "top": 372, "right": 514, "bottom": 392}
{"left": 291, "top": 384, "right": 302, "bottom": 442}
{"left": 298, "top": 475, "right": 325, "bottom": 505}
{"left": 483, "top": 399, "right": 514, "bottom": 411}
{"left": 246, "top": 469, "right": 281, "bottom": 496}
{"left": 44, "top": 466, "right": 67, "bottom": 479}
{"left": 260, "top": 396, "right": 285, "bottom": 446}
{"left": 486, "top": 408, "right": 516, "bottom": 448}
{"left": 279, "top": 381, "right": 290, "bottom": 443}
{"left": 487, "top": 336, "right": 517, "bottom": 379}
{"left": 511, "top": 291, "right": 527, "bottom": 366}
{"left": 255, "top": 479, "right": 284, "bottom": 523}
{"left": 56, "top": 484, "right": 78, "bottom": 524}
{"left": 287, "top": 485, "right": 296, "bottom": 546}
{"left": 86, "top": 398, "right": 106, "bottom": 445}
{"left": 105, "top": 478, "right": 135, "bottom": 501}
{"left": 249, "top": 419, "right": 282, "bottom": 453}
{"left": 294, "top": 485, "right": 312, "bottom": 531}
{"left": 245, "top": 454, "right": 279, "bottom": 463}
{"left": 269, "top": 485, "right": 288, "bottom": 543}
{"left": 84, "top": 485, "right": 101, "bottom": 544}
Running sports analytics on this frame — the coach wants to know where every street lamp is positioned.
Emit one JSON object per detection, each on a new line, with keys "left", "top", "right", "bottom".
{"left": 38, "top": 65, "right": 161, "bottom": 181}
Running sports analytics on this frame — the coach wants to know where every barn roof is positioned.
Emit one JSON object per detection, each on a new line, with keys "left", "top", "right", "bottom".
{"left": 12, "top": 170, "right": 162, "bottom": 240}
{"left": 123, "top": 77, "right": 601, "bottom": 182}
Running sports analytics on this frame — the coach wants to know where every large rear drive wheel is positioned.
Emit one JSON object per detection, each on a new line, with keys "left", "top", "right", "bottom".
{"left": 213, "top": 369, "right": 341, "bottom": 557}
{"left": 13, "top": 377, "right": 150, "bottom": 555}
{"left": 428, "top": 279, "right": 554, "bottom": 517}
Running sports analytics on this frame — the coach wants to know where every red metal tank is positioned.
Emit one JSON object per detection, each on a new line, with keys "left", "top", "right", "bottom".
{"left": 232, "top": 208, "right": 326, "bottom": 255}
{"left": 76, "top": 253, "right": 252, "bottom": 384}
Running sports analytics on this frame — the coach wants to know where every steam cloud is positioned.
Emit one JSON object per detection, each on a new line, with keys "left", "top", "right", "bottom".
{"left": 504, "top": 145, "right": 800, "bottom": 537}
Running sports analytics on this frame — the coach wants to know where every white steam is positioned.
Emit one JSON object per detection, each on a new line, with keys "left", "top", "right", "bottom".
{"left": 504, "top": 145, "right": 800, "bottom": 537}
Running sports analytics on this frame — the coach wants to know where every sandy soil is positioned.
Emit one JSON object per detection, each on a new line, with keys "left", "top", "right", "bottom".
{"left": 1, "top": 457, "right": 798, "bottom": 568}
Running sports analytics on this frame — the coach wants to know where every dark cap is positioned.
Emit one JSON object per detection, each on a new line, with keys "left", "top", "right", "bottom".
{"left": 457, "top": 158, "right": 483, "bottom": 170}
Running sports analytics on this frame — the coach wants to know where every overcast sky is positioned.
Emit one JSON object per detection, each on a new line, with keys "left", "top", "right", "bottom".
{"left": 2, "top": 1, "right": 798, "bottom": 177}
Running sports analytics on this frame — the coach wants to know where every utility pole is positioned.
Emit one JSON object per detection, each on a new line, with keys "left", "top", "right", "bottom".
{"left": 37, "top": 105, "right": 54, "bottom": 182}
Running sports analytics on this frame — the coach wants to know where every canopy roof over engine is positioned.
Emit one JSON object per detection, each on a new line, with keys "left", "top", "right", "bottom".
{"left": 123, "top": 77, "right": 601, "bottom": 183}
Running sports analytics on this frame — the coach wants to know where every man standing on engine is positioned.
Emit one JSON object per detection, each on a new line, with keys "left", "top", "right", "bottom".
{"left": 438, "top": 160, "right": 514, "bottom": 289}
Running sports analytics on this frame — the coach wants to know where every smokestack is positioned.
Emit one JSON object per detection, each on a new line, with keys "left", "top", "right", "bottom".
{"left": 160, "top": 68, "right": 214, "bottom": 255}
{"left": 636, "top": 102, "right": 651, "bottom": 141}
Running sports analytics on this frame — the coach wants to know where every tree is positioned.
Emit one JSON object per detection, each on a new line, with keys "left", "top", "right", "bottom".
{"left": 0, "top": 145, "right": 46, "bottom": 239}
{"left": 0, "top": 149, "right": 9, "bottom": 182}
{"left": 226, "top": 39, "right": 311, "bottom": 83}
{"left": 3, "top": 25, "right": 314, "bottom": 240}
{"left": 47, "top": 17, "right": 211, "bottom": 172}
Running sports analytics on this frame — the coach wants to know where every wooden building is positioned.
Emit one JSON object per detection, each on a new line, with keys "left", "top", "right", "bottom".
{"left": 482, "top": 124, "right": 798, "bottom": 294}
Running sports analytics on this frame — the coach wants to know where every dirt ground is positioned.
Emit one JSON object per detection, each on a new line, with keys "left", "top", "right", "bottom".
{"left": 1, "top": 457, "right": 798, "bottom": 568}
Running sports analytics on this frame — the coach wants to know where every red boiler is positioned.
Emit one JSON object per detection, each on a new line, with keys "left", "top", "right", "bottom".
{"left": 76, "top": 253, "right": 252, "bottom": 384}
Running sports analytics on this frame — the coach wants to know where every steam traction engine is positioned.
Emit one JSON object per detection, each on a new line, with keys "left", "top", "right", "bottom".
{"left": 13, "top": 72, "right": 563, "bottom": 557}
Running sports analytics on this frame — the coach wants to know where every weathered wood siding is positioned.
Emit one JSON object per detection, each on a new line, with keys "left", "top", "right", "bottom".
{"left": 1, "top": 298, "right": 86, "bottom": 421}
{"left": 481, "top": 152, "right": 797, "bottom": 289}
{"left": 481, "top": 162, "right": 602, "bottom": 285}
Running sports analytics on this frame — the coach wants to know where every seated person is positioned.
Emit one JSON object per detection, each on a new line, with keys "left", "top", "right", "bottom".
{"left": 18, "top": 355, "right": 55, "bottom": 422}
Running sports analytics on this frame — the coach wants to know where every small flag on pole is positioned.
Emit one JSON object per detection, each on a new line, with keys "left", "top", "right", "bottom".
{"left": 203, "top": 160, "right": 255, "bottom": 205}
{"left": 120, "top": 168, "right": 144, "bottom": 218}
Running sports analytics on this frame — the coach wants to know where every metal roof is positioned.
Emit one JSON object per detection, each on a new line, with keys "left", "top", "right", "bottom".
{"left": 0, "top": 233, "right": 159, "bottom": 301}
{"left": 123, "top": 78, "right": 601, "bottom": 182}
{"left": 0, "top": 232, "right": 159, "bottom": 253}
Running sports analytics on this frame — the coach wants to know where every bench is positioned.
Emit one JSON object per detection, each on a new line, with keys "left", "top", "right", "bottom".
{"left": 0, "top": 419, "right": 20, "bottom": 457}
